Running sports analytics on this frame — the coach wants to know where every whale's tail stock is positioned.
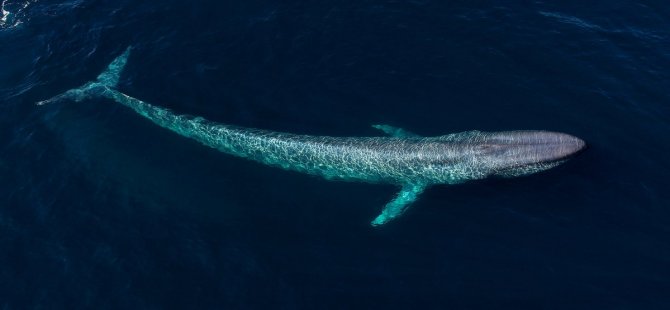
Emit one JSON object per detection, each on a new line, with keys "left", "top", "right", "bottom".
{"left": 37, "top": 47, "right": 131, "bottom": 105}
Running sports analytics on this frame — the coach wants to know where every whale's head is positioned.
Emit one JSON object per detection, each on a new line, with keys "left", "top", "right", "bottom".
{"left": 463, "top": 130, "right": 586, "bottom": 178}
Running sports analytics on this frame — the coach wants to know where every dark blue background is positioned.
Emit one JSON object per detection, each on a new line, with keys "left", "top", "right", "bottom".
{"left": 1, "top": 0, "right": 669, "bottom": 308}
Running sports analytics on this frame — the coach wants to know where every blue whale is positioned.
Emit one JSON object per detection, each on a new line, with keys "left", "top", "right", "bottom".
{"left": 40, "top": 48, "right": 586, "bottom": 226}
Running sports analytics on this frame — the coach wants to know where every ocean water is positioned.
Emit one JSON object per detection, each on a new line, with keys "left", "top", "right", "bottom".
{"left": 1, "top": 0, "right": 669, "bottom": 308}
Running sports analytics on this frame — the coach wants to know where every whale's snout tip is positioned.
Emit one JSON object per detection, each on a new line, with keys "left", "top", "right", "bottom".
{"left": 488, "top": 131, "right": 587, "bottom": 163}
{"left": 536, "top": 131, "right": 586, "bottom": 161}
{"left": 563, "top": 134, "right": 587, "bottom": 158}
{"left": 576, "top": 137, "right": 587, "bottom": 152}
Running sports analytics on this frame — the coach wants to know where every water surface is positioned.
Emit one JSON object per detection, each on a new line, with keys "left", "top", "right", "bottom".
{"left": 1, "top": 0, "right": 669, "bottom": 308}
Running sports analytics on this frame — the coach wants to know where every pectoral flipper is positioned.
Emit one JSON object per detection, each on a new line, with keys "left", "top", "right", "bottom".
{"left": 371, "top": 183, "right": 427, "bottom": 226}
{"left": 371, "top": 124, "right": 419, "bottom": 138}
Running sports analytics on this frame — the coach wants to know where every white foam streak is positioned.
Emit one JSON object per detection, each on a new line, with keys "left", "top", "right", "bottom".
{"left": 1, "top": 0, "right": 10, "bottom": 25}
{"left": 1, "top": 0, "right": 36, "bottom": 29}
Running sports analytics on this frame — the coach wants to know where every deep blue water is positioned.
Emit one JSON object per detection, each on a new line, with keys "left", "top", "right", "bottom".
{"left": 1, "top": 0, "right": 670, "bottom": 308}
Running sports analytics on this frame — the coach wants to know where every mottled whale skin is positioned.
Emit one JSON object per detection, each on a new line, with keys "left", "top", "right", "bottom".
{"left": 40, "top": 48, "right": 586, "bottom": 226}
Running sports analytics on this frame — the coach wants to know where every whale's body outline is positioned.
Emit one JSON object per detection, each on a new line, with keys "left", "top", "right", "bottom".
{"left": 40, "top": 48, "right": 586, "bottom": 226}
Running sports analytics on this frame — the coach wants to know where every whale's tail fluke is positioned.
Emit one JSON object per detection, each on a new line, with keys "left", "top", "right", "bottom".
{"left": 37, "top": 47, "right": 131, "bottom": 105}
{"left": 94, "top": 47, "right": 131, "bottom": 88}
